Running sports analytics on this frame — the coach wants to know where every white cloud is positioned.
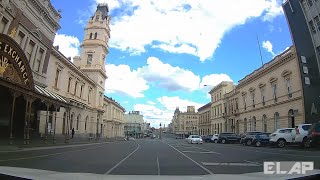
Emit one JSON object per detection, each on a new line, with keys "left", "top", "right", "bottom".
{"left": 134, "top": 96, "right": 204, "bottom": 127}
{"left": 53, "top": 33, "right": 80, "bottom": 59}
{"left": 105, "top": 64, "right": 149, "bottom": 98}
{"left": 147, "top": 101, "right": 156, "bottom": 105}
{"left": 199, "top": 74, "right": 233, "bottom": 91}
{"left": 262, "top": 0, "right": 284, "bottom": 22}
{"left": 138, "top": 57, "right": 200, "bottom": 91}
{"left": 94, "top": 0, "right": 284, "bottom": 62}
{"left": 262, "top": 40, "right": 275, "bottom": 56}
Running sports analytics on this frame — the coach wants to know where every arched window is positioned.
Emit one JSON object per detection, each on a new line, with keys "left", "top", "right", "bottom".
{"left": 85, "top": 116, "right": 88, "bottom": 131}
{"left": 94, "top": 32, "right": 97, "bottom": 39}
{"left": 262, "top": 114, "right": 267, "bottom": 132}
{"left": 249, "top": 119, "right": 252, "bottom": 131}
{"left": 77, "top": 114, "right": 81, "bottom": 130}
{"left": 252, "top": 116, "right": 256, "bottom": 131}
{"left": 274, "top": 112, "right": 280, "bottom": 131}
{"left": 70, "top": 113, "right": 74, "bottom": 129}
{"left": 89, "top": 33, "right": 93, "bottom": 39}
{"left": 236, "top": 120, "right": 239, "bottom": 134}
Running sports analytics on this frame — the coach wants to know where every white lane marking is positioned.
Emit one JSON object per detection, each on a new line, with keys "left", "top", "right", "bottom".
{"left": 244, "top": 160, "right": 263, "bottom": 166}
{"left": 104, "top": 142, "right": 140, "bottom": 174}
{"left": 157, "top": 157, "right": 160, "bottom": 175}
{"left": 162, "top": 141, "right": 214, "bottom": 174}
{"left": 182, "top": 151, "right": 222, "bottom": 155}
{"left": 201, "top": 162, "right": 261, "bottom": 167}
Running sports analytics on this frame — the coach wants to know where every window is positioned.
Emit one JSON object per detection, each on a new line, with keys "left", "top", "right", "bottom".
{"left": 274, "top": 112, "right": 280, "bottom": 131}
{"left": 80, "top": 85, "right": 84, "bottom": 98}
{"left": 94, "top": 32, "right": 97, "bottom": 39}
{"left": 88, "top": 88, "right": 92, "bottom": 103}
{"left": 261, "top": 87, "right": 265, "bottom": 105}
{"left": 243, "top": 95, "right": 247, "bottom": 110}
{"left": 308, "top": 0, "right": 313, "bottom": 7}
{"left": 251, "top": 92, "right": 255, "bottom": 108}
{"left": 89, "top": 33, "right": 93, "bottom": 39}
{"left": 315, "top": 16, "right": 320, "bottom": 31}
{"left": 76, "top": 115, "right": 80, "bottom": 130}
{"left": 87, "top": 54, "right": 92, "bottom": 64}
{"left": 26, "top": 40, "right": 35, "bottom": 62}
{"left": 54, "top": 69, "right": 60, "bottom": 88}
{"left": 74, "top": 81, "right": 78, "bottom": 95}
{"left": 309, "top": 20, "right": 316, "bottom": 33}
{"left": 95, "top": 15, "right": 100, "bottom": 21}
{"left": 272, "top": 84, "right": 277, "bottom": 101}
{"left": 286, "top": 78, "right": 292, "bottom": 98}
{"left": 0, "top": 17, "right": 9, "bottom": 33}
{"left": 85, "top": 116, "right": 88, "bottom": 131}
{"left": 262, "top": 115, "right": 267, "bottom": 132}
{"left": 67, "top": 78, "right": 72, "bottom": 92}
{"left": 34, "top": 48, "right": 44, "bottom": 72}
{"left": 15, "top": 31, "right": 25, "bottom": 46}
{"left": 244, "top": 118, "right": 247, "bottom": 132}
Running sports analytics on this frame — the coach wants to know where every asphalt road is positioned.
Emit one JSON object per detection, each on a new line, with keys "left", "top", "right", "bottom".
{"left": 0, "top": 134, "right": 319, "bottom": 175}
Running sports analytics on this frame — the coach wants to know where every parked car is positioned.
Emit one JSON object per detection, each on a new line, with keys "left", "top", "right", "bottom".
{"left": 203, "top": 135, "right": 213, "bottom": 142}
{"left": 211, "top": 134, "right": 219, "bottom": 143}
{"left": 269, "top": 128, "right": 295, "bottom": 148}
{"left": 240, "top": 131, "right": 263, "bottom": 146}
{"left": 217, "top": 132, "right": 240, "bottom": 144}
{"left": 252, "top": 133, "right": 271, "bottom": 147}
{"left": 175, "top": 135, "right": 183, "bottom": 139}
{"left": 293, "top": 124, "right": 312, "bottom": 146}
{"left": 304, "top": 121, "right": 320, "bottom": 148}
{"left": 186, "top": 135, "right": 203, "bottom": 144}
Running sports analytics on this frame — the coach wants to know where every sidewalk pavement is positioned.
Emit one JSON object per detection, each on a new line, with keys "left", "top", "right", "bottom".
{"left": 0, "top": 136, "right": 126, "bottom": 152}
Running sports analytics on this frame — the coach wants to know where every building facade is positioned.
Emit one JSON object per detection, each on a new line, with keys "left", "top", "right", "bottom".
{"left": 209, "top": 81, "right": 234, "bottom": 134}
{"left": 198, "top": 103, "right": 211, "bottom": 136}
{"left": 0, "top": 0, "right": 124, "bottom": 145}
{"left": 124, "top": 111, "right": 144, "bottom": 138}
{"left": 283, "top": 0, "right": 320, "bottom": 123}
{"left": 173, "top": 106, "right": 199, "bottom": 135}
{"left": 234, "top": 46, "right": 304, "bottom": 134}
{"left": 103, "top": 96, "right": 125, "bottom": 139}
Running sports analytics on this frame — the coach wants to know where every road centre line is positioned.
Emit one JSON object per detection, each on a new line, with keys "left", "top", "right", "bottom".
{"left": 105, "top": 141, "right": 140, "bottom": 174}
{"left": 161, "top": 141, "right": 214, "bottom": 175}
{"left": 182, "top": 151, "right": 222, "bottom": 155}
{"left": 0, "top": 144, "right": 107, "bottom": 162}
{"left": 157, "top": 156, "right": 160, "bottom": 175}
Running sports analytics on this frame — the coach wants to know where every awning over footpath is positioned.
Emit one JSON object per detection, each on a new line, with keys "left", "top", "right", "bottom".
{"left": 34, "top": 84, "right": 69, "bottom": 105}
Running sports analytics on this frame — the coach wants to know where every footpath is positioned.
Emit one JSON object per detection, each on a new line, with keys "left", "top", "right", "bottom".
{"left": 0, "top": 135, "right": 126, "bottom": 152}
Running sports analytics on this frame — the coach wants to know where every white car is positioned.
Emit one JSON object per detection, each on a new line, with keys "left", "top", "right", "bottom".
{"left": 211, "top": 134, "right": 219, "bottom": 143}
{"left": 187, "top": 135, "right": 203, "bottom": 144}
{"left": 269, "top": 128, "right": 296, "bottom": 148}
{"left": 293, "top": 124, "right": 312, "bottom": 145}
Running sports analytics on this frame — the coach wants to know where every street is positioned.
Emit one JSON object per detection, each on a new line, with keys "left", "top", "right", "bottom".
{"left": 0, "top": 134, "right": 319, "bottom": 175}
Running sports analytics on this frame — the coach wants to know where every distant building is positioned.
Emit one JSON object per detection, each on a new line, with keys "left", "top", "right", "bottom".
{"left": 198, "top": 103, "right": 211, "bottom": 136}
{"left": 103, "top": 96, "right": 125, "bottom": 138}
{"left": 124, "top": 111, "right": 144, "bottom": 138}
{"left": 172, "top": 106, "right": 199, "bottom": 135}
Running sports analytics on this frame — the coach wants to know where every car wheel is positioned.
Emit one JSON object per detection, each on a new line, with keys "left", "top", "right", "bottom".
{"left": 277, "top": 139, "right": 286, "bottom": 148}
{"left": 221, "top": 139, "right": 226, "bottom": 144}
{"left": 214, "top": 139, "right": 218, "bottom": 143}
{"left": 246, "top": 140, "right": 252, "bottom": 146}
{"left": 256, "top": 141, "right": 261, "bottom": 147}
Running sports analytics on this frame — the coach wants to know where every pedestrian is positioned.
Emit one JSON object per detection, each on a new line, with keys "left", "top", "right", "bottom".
{"left": 71, "top": 128, "right": 75, "bottom": 139}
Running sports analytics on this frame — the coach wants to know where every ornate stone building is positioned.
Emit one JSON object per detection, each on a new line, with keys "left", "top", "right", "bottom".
{"left": 0, "top": 0, "right": 125, "bottom": 144}
{"left": 172, "top": 106, "right": 199, "bottom": 136}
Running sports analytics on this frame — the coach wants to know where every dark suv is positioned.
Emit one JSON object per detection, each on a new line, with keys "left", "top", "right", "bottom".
{"left": 240, "top": 131, "right": 263, "bottom": 146}
{"left": 218, "top": 132, "right": 240, "bottom": 144}
{"left": 304, "top": 121, "right": 320, "bottom": 148}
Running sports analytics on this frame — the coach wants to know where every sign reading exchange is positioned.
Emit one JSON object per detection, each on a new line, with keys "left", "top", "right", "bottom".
{"left": 0, "top": 33, "right": 34, "bottom": 89}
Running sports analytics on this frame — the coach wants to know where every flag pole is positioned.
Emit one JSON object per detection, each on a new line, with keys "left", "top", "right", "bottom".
{"left": 256, "top": 35, "right": 264, "bottom": 66}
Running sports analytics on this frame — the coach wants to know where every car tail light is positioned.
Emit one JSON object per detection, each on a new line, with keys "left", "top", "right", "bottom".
{"left": 296, "top": 127, "right": 300, "bottom": 134}
{"left": 312, "top": 131, "right": 319, "bottom": 137}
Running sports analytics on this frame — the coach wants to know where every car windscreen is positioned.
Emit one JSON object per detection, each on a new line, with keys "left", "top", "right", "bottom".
{"left": 193, "top": 135, "right": 200, "bottom": 138}
{"left": 302, "top": 124, "right": 311, "bottom": 131}
{"left": 257, "top": 134, "right": 269, "bottom": 138}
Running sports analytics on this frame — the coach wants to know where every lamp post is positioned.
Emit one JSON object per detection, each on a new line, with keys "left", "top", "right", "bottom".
{"left": 159, "top": 123, "right": 162, "bottom": 139}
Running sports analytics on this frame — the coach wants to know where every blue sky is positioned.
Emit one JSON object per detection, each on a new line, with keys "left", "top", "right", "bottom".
{"left": 51, "top": 0, "right": 292, "bottom": 127}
